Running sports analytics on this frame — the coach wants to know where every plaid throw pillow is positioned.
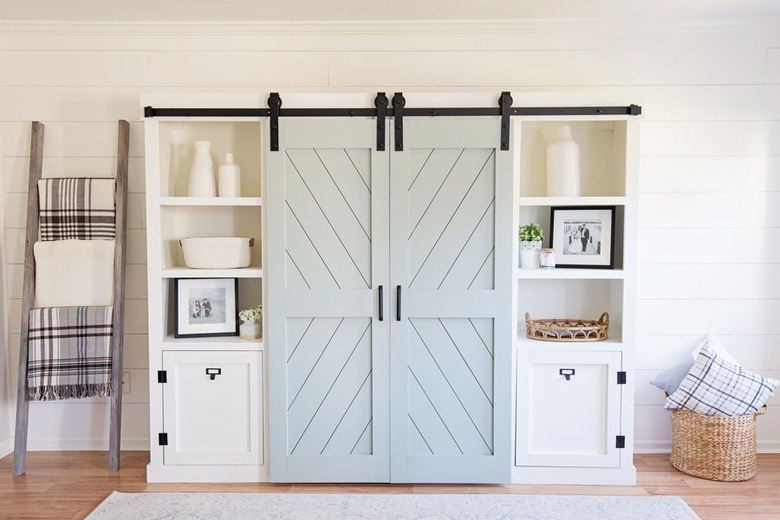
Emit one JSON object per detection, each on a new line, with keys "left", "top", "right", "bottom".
{"left": 665, "top": 342, "right": 778, "bottom": 416}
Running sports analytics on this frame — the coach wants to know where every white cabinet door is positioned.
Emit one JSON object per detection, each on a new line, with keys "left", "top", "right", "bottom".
{"left": 515, "top": 350, "right": 623, "bottom": 468}
{"left": 162, "top": 350, "right": 263, "bottom": 465}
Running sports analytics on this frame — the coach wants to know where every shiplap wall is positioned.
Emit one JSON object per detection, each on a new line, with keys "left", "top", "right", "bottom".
{"left": 1, "top": 19, "right": 779, "bottom": 455}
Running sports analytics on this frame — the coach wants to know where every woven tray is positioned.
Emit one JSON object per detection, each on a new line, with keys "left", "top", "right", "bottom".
{"left": 525, "top": 312, "right": 609, "bottom": 342}
{"left": 670, "top": 406, "right": 766, "bottom": 481}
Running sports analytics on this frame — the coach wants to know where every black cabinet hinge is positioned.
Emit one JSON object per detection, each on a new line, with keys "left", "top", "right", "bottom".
{"left": 617, "top": 371, "right": 627, "bottom": 385}
{"left": 158, "top": 370, "right": 167, "bottom": 384}
{"left": 616, "top": 435, "right": 626, "bottom": 449}
{"left": 158, "top": 433, "right": 168, "bottom": 446}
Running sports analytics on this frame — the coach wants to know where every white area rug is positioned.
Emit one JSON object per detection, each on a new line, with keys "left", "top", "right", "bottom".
{"left": 86, "top": 492, "right": 701, "bottom": 520}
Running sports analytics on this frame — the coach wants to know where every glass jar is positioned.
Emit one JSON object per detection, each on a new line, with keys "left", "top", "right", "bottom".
{"left": 540, "top": 248, "right": 556, "bottom": 269}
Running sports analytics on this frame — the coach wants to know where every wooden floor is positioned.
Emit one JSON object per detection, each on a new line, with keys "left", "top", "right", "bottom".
{"left": 1, "top": 452, "right": 779, "bottom": 519}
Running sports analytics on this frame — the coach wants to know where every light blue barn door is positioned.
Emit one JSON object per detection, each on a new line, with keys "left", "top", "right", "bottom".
{"left": 389, "top": 119, "right": 513, "bottom": 483}
{"left": 266, "top": 118, "right": 390, "bottom": 482}
{"left": 267, "top": 116, "right": 512, "bottom": 483}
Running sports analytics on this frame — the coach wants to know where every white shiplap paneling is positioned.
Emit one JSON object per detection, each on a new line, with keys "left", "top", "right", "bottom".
{"left": 639, "top": 192, "right": 780, "bottom": 228}
{"left": 641, "top": 121, "right": 780, "bottom": 157}
{"left": 0, "top": 50, "right": 329, "bottom": 87}
{"left": 636, "top": 334, "right": 780, "bottom": 369}
{"left": 328, "top": 48, "right": 767, "bottom": 87}
{"left": 640, "top": 155, "right": 780, "bottom": 192}
{"left": 637, "top": 264, "right": 780, "bottom": 300}
{"left": 2, "top": 20, "right": 780, "bottom": 456}
{"left": 637, "top": 228, "right": 780, "bottom": 264}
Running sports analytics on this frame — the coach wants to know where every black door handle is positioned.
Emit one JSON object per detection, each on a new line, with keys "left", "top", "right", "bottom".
{"left": 378, "top": 285, "right": 384, "bottom": 321}
{"left": 396, "top": 285, "right": 401, "bottom": 321}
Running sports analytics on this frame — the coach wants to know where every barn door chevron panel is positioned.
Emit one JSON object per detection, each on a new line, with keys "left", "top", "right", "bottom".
{"left": 267, "top": 118, "right": 390, "bottom": 482}
{"left": 390, "top": 118, "right": 513, "bottom": 483}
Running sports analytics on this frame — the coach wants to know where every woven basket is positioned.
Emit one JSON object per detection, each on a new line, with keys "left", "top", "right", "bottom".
{"left": 525, "top": 312, "right": 608, "bottom": 342}
{"left": 669, "top": 406, "right": 767, "bottom": 481}
{"left": 180, "top": 237, "right": 253, "bottom": 269}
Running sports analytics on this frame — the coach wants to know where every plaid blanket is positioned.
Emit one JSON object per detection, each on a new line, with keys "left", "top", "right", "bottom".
{"left": 37, "top": 177, "right": 116, "bottom": 240}
{"left": 27, "top": 306, "right": 114, "bottom": 401}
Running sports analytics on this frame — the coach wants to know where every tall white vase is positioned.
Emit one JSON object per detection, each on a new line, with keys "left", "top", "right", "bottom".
{"left": 188, "top": 141, "right": 215, "bottom": 197}
{"left": 218, "top": 152, "right": 241, "bottom": 197}
{"left": 546, "top": 125, "right": 581, "bottom": 197}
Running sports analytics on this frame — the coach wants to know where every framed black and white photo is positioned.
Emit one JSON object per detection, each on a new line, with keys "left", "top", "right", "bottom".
{"left": 549, "top": 206, "right": 616, "bottom": 269}
{"left": 174, "top": 278, "right": 238, "bottom": 338}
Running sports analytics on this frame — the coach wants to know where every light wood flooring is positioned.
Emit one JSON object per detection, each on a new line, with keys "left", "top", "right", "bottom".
{"left": 1, "top": 452, "right": 779, "bottom": 519}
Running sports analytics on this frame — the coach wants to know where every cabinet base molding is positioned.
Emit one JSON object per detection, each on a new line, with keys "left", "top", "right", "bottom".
{"left": 512, "top": 465, "right": 636, "bottom": 486}
{"left": 146, "top": 464, "right": 269, "bottom": 483}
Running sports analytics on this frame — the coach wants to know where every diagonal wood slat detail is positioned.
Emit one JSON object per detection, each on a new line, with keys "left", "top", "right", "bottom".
{"left": 287, "top": 317, "right": 373, "bottom": 456}
{"left": 406, "top": 318, "right": 495, "bottom": 456}
{"left": 407, "top": 148, "right": 496, "bottom": 290}
{"left": 285, "top": 148, "right": 372, "bottom": 290}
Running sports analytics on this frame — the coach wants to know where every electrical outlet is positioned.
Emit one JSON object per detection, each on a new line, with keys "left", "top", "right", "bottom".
{"left": 122, "top": 371, "right": 131, "bottom": 394}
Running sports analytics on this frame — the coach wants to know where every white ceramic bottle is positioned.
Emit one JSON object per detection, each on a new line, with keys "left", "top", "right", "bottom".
{"left": 546, "top": 125, "right": 581, "bottom": 197}
{"left": 188, "top": 141, "right": 216, "bottom": 197}
{"left": 218, "top": 152, "right": 241, "bottom": 197}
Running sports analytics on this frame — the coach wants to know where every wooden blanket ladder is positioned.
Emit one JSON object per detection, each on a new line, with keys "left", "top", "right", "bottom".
{"left": 12, "top": 120, "right": 129, "bottom": 475}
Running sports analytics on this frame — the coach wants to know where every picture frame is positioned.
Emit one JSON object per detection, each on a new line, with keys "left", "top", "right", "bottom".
{"left": 549, "top": 206, "right": 616, "bottom": 269}
{"left": 174, "top": 278, "right": 238, "bottom": 338}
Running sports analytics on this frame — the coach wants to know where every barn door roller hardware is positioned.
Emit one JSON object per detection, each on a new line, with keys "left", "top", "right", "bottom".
{"left": 144, "top": 93, "right": 641, "bottom": 152}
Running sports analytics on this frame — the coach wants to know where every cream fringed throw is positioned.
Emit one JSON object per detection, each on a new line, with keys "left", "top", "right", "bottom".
{"left": 27, "top": 306, "right": 114, "bottom": 401}
{"left": 37, "top": 177, "right": 116, "bottom": 240}
{"left": 33, "top": 239, "right": 115, "bottom": 307}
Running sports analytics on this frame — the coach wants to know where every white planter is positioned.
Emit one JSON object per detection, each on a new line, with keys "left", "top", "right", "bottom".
{"left": 519, "top": 240, "right": 542, "bottom": 269}
{"left": 239, "top": 321, "right": 261, "bottom": 340}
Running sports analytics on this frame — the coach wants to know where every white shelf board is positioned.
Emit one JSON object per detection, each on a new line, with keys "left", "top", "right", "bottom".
{"left": 162, "top": 267, "right": 263, "bottom": 278}
{"left": 519, "top": 196, "right": 626, "bottom": 207}
{"left": 160, "top": 336, "right": 264, "bottom": 351}
{"left": 515, "top": 336, "right": 624, "bottom": 351}
{"left": 161, "top": 196, "right": 262, "bottom": 206}
{"left": 517, "top": 268, "right": 625, "bottom": 280}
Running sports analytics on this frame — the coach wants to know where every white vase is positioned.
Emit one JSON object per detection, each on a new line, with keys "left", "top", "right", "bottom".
{"left": 519, "top": 240, "right": 542, "bottom": 269}
{"left": 188, "top": 141, "right": 215, "bottom": 197}
{"left": 546, "top": 125, "right": 581, "bottom": 197}
{"left": 239, "top": 321, "right": 261, "bottom": 340}
{"left": 218, "top": 152, "right": 241, "bottom": 197}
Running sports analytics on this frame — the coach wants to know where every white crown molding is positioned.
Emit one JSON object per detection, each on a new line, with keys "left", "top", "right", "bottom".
{"left": 2, "top": 17, "right": 780, "bottom": 35}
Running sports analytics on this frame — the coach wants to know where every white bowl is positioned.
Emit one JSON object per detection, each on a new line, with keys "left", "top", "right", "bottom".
{"left": 180, "top": 237, "right": 253, "bottom": 269}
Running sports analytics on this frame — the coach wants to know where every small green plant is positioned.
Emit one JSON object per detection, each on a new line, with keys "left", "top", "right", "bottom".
{"left": 239, "top": 304, "right": 263, "bottom": 323}
{"left": 518, "top": 223, "right": 544, "bottom": 242}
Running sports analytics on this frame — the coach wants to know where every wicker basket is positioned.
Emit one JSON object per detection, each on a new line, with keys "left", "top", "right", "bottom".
{"left": 669, "top": 406, "right": 767, "bottom": 481}
{"left": 525, "top": 312, "right": 609, "bottom": 342}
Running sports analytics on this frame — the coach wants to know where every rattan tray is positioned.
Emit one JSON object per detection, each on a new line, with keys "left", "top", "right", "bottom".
{"left": 525, "top": 312, "right": 609, "bottom": 342}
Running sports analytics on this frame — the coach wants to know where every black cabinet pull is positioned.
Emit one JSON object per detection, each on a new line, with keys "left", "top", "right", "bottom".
{"left": 378, "top": 285, "right": 384, "bottom": 321}
{"left": 396, "top": 285, "right": 402, "bottom": 321}
{"left": 559, "top": 368, "right": 575, "bottom": 381}
{"left": 206, "top": 368, "right": 222, "bottom": 380}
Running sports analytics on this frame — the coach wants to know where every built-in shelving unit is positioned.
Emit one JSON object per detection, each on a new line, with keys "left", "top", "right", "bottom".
{"left": 513, "top": 116, "right": 638, "bottom": 485}
{"left": 142, "top": 97, "right": 267, "bottom": 482}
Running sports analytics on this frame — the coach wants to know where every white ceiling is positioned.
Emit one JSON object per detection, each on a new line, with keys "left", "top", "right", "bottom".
{"left": 2, "top": 0, "right": 780, "bottom": 23}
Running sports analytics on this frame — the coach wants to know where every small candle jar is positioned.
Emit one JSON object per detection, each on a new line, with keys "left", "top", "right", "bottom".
{"left": 540, "top": 248, "right": 556, "bottom": 269}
